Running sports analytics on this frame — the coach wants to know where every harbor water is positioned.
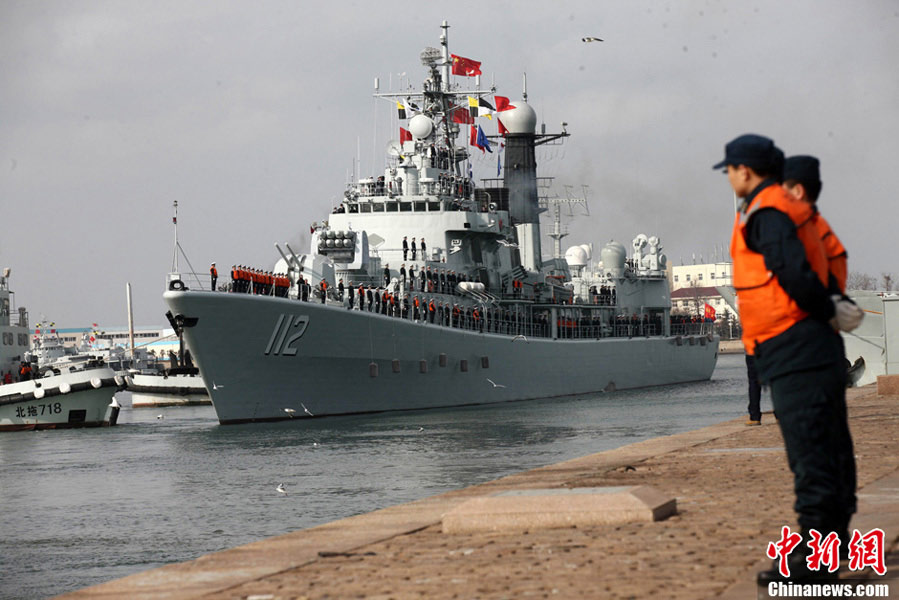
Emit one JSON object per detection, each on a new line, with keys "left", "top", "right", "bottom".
{"left": 0, "top": 353, "right": 765, "bottom": 600}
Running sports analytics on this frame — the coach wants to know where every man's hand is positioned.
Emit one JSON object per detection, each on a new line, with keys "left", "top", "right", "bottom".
{"left": 829, "top": 295, "right": 864, "bottom": 332}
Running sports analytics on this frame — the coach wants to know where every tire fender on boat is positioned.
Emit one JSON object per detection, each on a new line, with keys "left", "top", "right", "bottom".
{"left": 59, "top": 382, "right": 71, "bottom": 394}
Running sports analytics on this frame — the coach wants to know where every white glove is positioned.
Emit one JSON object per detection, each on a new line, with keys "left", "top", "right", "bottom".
{"left": 829, "top": 295, "right": 864, "bottom": 332}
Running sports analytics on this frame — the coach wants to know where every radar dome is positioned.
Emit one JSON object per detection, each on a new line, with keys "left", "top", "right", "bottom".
{"left": 499, "top": 101, "right": 537, "bottom": 134}
{"left": 409, "top": 114, "right": 434, "bottom": 139}
{"left": 600, "top": 241, "right": 626, "bottom": 271}
{"left": 564, "top": 245, "right": 588, "bottom": 268}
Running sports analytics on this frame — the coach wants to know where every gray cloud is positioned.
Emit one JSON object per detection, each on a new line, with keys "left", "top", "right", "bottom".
{"left": 1, "top": 0, "right": 897, "bottom": 326}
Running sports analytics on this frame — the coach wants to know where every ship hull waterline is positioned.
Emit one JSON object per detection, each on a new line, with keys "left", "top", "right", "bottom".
{"left": 164, "top": 290, "right": 719, "bottom": 424}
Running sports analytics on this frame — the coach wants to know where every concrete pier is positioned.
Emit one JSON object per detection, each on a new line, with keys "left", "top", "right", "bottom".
{"left": 57, "top": 379, "right": 899, "bottom": 599}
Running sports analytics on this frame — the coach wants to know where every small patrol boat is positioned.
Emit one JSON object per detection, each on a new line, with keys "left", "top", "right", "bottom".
{"left": 163, "top": 21, "right": 718, "bottom": 424}
{"left": 0, "top": 268, "right": 122, "bottom": 431}
{"left": 125, "top": 311, "right": 210, "bottom": 406}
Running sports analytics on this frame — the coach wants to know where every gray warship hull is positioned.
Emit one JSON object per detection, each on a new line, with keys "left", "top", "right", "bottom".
{"left": 164, "top": 290, "right": 718, "bottom": 424}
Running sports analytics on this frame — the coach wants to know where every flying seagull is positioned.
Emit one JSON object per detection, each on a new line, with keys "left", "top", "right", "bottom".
{"left": 498, "top": 239, "right": 518, "bottom": 248}
{"left": 301, "top": 403, "right": 314, "bottom": 417}
{"left": 511, "top": 334, "right": 529, "bottom": 343}
{"left": 276, "top": 483, "right": 287, "bottom": 495}
{"left": 582, "top": 36, "right": 604, "bottom": 43}
{"left": 284, "top": 408, "right": 296, "bottom": 417}
{"left": 212, "top": 381, "right": 224, "bottom": 390}
{"left": 486, "top": 378, "right": 506, "bottom": 389}
{"left": 156, "top": 414, "right": 164, "bottom": 420}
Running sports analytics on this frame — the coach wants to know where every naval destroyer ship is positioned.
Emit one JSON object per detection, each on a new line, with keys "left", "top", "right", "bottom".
{"left": 163, "top": 22, "right": 718, "bottom": 424}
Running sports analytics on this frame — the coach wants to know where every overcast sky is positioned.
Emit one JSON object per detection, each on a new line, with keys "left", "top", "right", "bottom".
{"left": 2, "top": 0, "right": 897, "bottom": 327}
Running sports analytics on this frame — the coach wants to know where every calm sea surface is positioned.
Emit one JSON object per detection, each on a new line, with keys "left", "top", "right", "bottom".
{"left": 0, "top": 353, "right": 768, "bottom": 600}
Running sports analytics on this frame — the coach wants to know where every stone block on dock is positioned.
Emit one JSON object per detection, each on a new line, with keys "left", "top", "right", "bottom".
{"left": 877, "top": 374, "right": 899, "bottom": 396}
{"left": 441, "top": 485, "right": 676, "bottom": 534}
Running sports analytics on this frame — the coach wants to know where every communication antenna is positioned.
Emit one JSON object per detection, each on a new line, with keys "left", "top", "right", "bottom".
{"left": 171, "top": 200, "right": 180, "bottom": 272}
{"left": 539, "top": 184, "right": 590, "bottom": 259}
{"left": 169, "top": 200, "right": 202, "bottom": 287}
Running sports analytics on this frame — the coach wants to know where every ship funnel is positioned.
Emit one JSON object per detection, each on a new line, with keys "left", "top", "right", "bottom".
{"left": 502, "top": 101, "right": 539, "bottom": 225}
{"left": 502, "top": 100, "right": 541, "bottom": 270}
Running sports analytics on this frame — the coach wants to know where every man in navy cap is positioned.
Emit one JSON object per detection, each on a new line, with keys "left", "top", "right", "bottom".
{"left": 783, "top": 155, "right": 848, "bottom": 293}
{"left": 716, "top": 134, "right": 862, "bottom": 585}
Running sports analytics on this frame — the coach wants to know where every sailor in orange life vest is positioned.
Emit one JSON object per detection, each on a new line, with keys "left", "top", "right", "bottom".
{"left": 714, "top": 134, "right": 863, "bottom": 585}
{"left": 782, "top": 155, "right": 848, "bottom": 293}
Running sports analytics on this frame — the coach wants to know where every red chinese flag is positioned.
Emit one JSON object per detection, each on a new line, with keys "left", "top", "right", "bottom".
{"left": 400, "top": 127, "right": 412, "bottom": 144}
{"left": 451, "top": 54, "right": 482, "bottom": 77}
{"left": 704, "top": 303, "right": 716, "bottom": 320}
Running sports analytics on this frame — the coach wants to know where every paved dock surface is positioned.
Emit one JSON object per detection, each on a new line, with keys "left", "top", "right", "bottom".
{"left": 58, "top": 383, "right": 899, "bottom": 599}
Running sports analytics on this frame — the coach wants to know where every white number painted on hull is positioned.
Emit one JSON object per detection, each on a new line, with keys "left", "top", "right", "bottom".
{"left": 264, "top": 314, "right": 310, "bottom": 356}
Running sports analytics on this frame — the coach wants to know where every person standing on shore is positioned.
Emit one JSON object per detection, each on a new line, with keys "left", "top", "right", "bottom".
{"left": 714, "top": 133, "right": 863, "bottom": 584}
{"left": 782, "top": 155, "right": 848, "bottom": 293}
{"left": 745, "top": 354, "right": 763, "bottom": 425}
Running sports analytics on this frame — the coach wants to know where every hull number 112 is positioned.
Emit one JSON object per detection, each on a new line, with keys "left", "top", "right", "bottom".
{"left": 264, "top": 314, "right": 310, "bottom": 356}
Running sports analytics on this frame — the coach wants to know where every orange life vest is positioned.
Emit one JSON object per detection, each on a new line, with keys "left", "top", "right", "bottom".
{"left": 730, "top": 184, "right": 829, "bottom": 354}
{"left": 814, "top": 213, "right": 847, "bottom": 293}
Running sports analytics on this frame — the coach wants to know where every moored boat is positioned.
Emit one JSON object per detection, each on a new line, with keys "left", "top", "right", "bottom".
{"left": 0, "top": 269, "right": 122, "bottom": 431}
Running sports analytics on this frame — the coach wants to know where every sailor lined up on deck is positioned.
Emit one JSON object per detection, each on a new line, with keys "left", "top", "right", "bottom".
{"left": 405, "top": 237, "right": 426, "bottom": 261}
{"left": 210, "top": 263, "right": 218, "bottom": 291}
{"left": 229, "top": 266, "right": 289, "bottom": 297}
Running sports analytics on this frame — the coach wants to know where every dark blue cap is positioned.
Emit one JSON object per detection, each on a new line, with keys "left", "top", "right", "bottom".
{"left": 712, "top": 134, "right": 782, "bottom": 173}
{"left": 783, "top": 155, "right": 820, "bottom": 186}
{"left": 783, "top": 155, "right": 821, "bottom": 200}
